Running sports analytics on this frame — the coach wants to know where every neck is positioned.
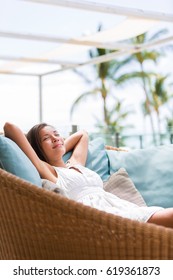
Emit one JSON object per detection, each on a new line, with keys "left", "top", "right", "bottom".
{"left": 49, "top": 158, "right": 66, "bottom": 168}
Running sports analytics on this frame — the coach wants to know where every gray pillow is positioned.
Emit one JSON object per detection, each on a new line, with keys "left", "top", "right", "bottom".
{"left": 42, "top": 179, "right": 68, "bottom": 197}
{"left": 103, "top": 168, "right": 146, "bottom": 207}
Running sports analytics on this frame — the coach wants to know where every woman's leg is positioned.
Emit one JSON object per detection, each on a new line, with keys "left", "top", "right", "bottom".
{"left": 147, "top": 208, "right": 173, "bottom": 229}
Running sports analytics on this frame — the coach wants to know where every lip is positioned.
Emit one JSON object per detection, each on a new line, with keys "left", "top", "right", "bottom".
{"left": 52, "top": 143, "right": 63, "bottom": 149}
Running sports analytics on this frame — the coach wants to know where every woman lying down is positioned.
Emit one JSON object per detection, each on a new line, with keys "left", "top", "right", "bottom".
{"left": 4, "top": 122, "right": 173, "bottom": 229}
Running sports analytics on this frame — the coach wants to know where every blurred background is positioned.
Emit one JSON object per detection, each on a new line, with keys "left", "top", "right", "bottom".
{"left": 0, "top": 0, "right": 173, "bottom": 149}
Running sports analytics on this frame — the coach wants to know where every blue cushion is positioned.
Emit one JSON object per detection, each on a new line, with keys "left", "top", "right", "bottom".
{"left": 0, "top": 136, "right": 42, "bottom": 187}
{"left": 63, "top": 137, "right": 109, "bottom": 181}
{"left": 106, "top": 145, "right": 173, "bottom": 208}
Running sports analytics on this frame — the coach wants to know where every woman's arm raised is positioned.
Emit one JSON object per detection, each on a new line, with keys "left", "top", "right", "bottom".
{"left": 3, "top": 122, "right": 57, "bottom": 182}
{"left": 64, "top": 130, "right": 89, "bottom": 166}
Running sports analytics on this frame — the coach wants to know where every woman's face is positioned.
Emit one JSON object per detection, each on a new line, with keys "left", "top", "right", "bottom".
{"left": 39, "top": 125, "right": 65, "bottom": 164}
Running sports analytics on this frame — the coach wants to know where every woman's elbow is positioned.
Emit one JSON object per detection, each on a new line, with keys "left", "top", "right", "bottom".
{"left": 82, "top": 130, "right": 89, "bottom": 141}
{"left": 3, "top": 122, "right": 21, "bottom": 138}
{"left": 3, "top": 122, "right": 13, "bottom": 135}
{"left": 81, "top": 129, "right": 88, "bottom": 136}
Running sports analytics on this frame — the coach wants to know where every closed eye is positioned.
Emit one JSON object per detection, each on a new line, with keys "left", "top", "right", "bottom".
{"left": 54, "top": 132, "right": 60, "bottom": 137}
{"left": 41, "top": 130, "right": 60, "bottom": 142}
{"left": 53, "top": 129, "right": 60, "bottom": 136}
{"left": 42, "top": 135, "right": 50, "bottom": 141}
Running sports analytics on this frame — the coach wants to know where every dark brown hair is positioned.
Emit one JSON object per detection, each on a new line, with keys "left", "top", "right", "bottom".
{"left": 26, "top": 123, "right": 52, "bottom": 162}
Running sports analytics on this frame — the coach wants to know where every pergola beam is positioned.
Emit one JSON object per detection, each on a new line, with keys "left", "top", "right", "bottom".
{"left": 0, "top": 54, "right": 79, "bottom": 67}
{"left": 0, "top": 70, "right": 39, "bottom": 76}
{"left": 0, "top": 30, "right": 127, "bottom": 49}
{"left": 41, "top": 34, "right": 173, "bottom": 76}
{"left": 0, "top": 34, "right": 172, "bottom": 76}
{"left": 23, "top": 0, "right": 173, "bottom": 22}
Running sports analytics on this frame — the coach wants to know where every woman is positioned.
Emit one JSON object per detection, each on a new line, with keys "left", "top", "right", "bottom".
{"left": 4, "top": 122, "right": 173, "bottom": 229}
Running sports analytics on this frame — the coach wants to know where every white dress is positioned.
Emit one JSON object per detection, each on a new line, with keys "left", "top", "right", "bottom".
{"left": 53, "top": 164, "right": 163, "bottom": 222}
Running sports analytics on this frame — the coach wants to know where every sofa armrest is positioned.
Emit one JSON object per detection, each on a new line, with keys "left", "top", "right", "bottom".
{"left": 1, "top": 168, "right": 173, "bottom": 260}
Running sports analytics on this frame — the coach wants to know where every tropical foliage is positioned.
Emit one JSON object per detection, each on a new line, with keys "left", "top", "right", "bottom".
{"left": 70, "top": 27, "right": 173, "bottom": 145}
{"left": 71, "top": 48, "right": 135, "bottom": 134}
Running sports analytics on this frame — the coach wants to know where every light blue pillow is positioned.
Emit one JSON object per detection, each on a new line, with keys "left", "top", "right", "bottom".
{"left": 106, "top": 145, "right": 173, "bottom": 208}
{"left": 63, "top": 137, "right": 109, "bottom": 181}
{"left": 0, "top": 135, "right": 42, "bottom": 187}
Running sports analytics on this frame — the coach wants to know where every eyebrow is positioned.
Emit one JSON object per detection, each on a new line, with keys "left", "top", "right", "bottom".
{"left": 41, "top": 130, "right": 59, "bottom": 138}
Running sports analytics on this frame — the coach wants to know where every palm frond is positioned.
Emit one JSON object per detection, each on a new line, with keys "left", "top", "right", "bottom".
{"left": 114, "top": 71, "right": 156, "bottom": 85}
{"left": 149, "top": 28, "right": 168, "bottom": 42}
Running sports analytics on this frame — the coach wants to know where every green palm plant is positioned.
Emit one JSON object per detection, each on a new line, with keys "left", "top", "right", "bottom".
{"left": 141, "top": 74, "right": 171, "bottom": 144}
{"left": 70, "top": 24, "right": 135, "bottom": 132}
{"left": 132, "top": 32, "right": 163, "bottom": 134}
{"left": 71, "top": 27, "right": 170, "bottom": 143}
{"left": 70, "top": 48, "right": 134, "bottom": 131}
{"left": 151, "top": 74, "right": 170, "bottom": 134}
{"left": 164, "top": 82, "right": 173, "bottom": 134}
{"left": 95, "top": 97, "right": 134, "bottom": 131}
{"left": 113, "top": 29, "right": 170, "bottom": 144}
{"left": 94, "top": 96, "right": 134, "bottom": 146}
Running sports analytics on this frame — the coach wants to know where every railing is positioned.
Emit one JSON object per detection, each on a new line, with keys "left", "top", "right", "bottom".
{"left": 90, "top": 132, "right": 173, "bottom": 149}
{"left": 67, "top": 125, "right": 173, "bottom": 149}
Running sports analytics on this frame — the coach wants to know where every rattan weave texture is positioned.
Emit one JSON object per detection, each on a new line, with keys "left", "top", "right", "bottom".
{"left": 1, "top": 168, "right": 173, "bottom": 260}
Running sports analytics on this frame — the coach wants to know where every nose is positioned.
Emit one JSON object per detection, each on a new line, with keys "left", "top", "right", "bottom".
{"left": 52, "top": 135, "right": 59, "bottom": 142}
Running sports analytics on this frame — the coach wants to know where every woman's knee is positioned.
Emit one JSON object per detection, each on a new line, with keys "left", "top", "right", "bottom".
{"left": 147, "top": 208, "right": 173, "bottom": 229}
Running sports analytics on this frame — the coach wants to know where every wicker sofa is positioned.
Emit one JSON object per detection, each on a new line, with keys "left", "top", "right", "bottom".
{"left": 1, "top": 167, "right": 173, "bottom": 260}
{"left": 1, "top": 135, "right": 173, "bottom": 259}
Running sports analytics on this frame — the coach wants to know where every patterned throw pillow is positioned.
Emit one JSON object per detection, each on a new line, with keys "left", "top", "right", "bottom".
{"left": 104, "top": 168, "right": 146, "bottom": 206}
